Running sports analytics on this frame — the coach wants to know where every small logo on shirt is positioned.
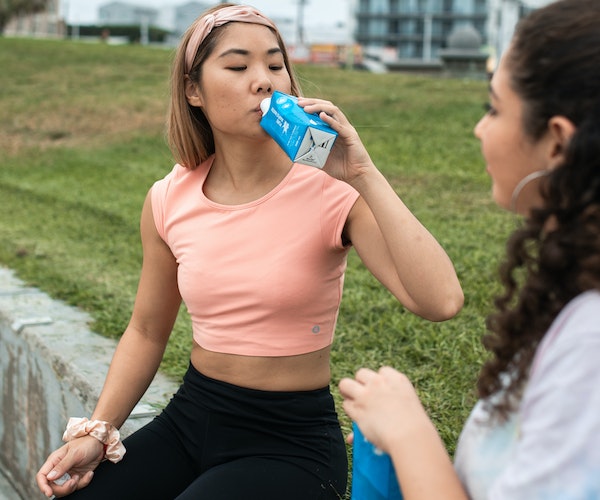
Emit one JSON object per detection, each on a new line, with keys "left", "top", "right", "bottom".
{"left": 312, "top": 325, "right": 320, "bottom": 334}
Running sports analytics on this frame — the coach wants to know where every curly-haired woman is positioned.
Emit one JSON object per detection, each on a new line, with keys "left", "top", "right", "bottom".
{"left": 340, "top": 0, "right": 600, "bottom": 498}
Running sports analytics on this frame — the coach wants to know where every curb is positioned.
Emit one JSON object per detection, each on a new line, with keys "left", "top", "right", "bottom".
{"left": 0, "top": 266, "right": 178, "bottom": 499}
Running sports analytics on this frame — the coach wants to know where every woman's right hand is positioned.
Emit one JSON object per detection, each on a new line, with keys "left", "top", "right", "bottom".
{"left": 338, "top": 366, "right": 428, "bottom": 454}
{"left": 36, "top": 435, "right": 104, "bottom": 497}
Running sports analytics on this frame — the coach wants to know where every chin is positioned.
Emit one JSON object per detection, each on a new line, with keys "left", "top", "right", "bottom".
{"left": 491, "top": 189, "right": 511, "bottom": 212}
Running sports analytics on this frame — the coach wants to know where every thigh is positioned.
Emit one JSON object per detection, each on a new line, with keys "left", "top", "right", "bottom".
{"left": 197, "top": 406, "right": 348, "bottom": 499}
{"left": 176, "top": 456, "right": 347, "bottom": 500}
{"left": 63, "top": 422, "right": 196, "bottom": 500}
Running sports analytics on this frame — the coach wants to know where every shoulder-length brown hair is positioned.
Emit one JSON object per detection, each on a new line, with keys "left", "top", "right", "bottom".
{"left": 167, "top": 3, "right": 302, "bottom": 169}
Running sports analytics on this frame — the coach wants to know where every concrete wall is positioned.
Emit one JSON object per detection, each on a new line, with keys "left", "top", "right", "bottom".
{"left": 0, "top": 267, "right": 178, "bottom": 499}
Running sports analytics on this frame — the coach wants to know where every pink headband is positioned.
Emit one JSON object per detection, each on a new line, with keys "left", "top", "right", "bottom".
{"left": 185, "top": 5, "right": 277, "bottom": 73}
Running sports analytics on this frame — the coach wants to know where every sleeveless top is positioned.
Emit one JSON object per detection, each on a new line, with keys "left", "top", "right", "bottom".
{"left": 151, "top": 157, "right": 360, "bottom": 356}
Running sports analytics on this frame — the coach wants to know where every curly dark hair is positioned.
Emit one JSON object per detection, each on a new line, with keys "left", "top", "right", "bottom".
{"left": 477, "top": 0, "right": 600, "bottom": 420}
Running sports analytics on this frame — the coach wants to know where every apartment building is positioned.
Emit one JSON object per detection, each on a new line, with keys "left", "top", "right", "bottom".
{"left": 354, "top": 0, "right": 488, "bottom": 61}
{"left": 98, "top": 2, "right": 159, "bottom": 27}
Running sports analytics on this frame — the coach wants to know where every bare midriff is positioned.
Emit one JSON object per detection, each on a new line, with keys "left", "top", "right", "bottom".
{"left": 190, "top": 343, "right": 332, "bottom": 391}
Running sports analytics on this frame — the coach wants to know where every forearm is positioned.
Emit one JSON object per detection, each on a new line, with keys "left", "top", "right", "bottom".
{"left": 90, "top": 326, "right": 167, "bottom": 428}
{"left": 350, "top": 167, "right": 463, "bottom": 320}
{"left": 388, "top": 419, "right": 467, "bottom": 500}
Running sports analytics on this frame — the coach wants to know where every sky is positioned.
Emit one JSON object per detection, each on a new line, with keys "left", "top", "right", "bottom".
{"left": 63, "top": 0, "right": 351, "bottom": 26}
{"left": 62, "top": 0, "right": 555, "bottom": 28}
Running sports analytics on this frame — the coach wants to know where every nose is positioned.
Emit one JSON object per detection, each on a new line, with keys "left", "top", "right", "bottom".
{"left": 253, "top": 67, "right": 273, "bottom": 94}
{"left": 473, "top": 114, "right": 486, "bottom": 140}
{"left": 256, "top": 79, "right": 272, "bottom": 94}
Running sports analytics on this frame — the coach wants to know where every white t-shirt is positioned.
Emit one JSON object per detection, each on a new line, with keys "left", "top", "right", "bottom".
{"left": 454, "top": 290, "right": 600, "bottom": 499}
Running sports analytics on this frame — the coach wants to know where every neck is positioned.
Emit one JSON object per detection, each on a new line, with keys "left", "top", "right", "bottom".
{"left": 204, "top": 140, "right": 293, "bottom": 205}
{"left": 213, "top": 137, "right": 289, "bottom": 175}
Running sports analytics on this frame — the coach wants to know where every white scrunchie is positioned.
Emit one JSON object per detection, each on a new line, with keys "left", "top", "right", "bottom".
{"left": 62, "top": 417, "right": 126, "bottom": 463}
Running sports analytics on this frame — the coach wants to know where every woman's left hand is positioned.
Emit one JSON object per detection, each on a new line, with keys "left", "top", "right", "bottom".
{"left": 297, "top": 97, "right": 374, "bottom": 184}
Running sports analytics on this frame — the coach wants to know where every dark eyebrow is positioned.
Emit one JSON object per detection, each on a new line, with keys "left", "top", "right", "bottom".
{"left": 218, "top": 47, "right": 282, "bottom": 58}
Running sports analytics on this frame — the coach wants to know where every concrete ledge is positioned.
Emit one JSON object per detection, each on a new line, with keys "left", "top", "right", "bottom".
{"left": 0, "top": 267, "right": 179, "bottom": 499}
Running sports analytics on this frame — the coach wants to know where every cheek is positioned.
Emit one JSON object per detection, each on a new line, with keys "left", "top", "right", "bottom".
{"left": 273, "top": 72, "right": 292, "bottom": 93}
{"left": 480, "top": 131, "right": 515, "bottom": 205}
{"left": 204, "top": 92, "right": 238, "bottom": 119}
{"left": 213, "top": 90, "right": 235, "bottom": 110}
{"left": 486, "top": 144, "right": 535, "bottom": 210}
{"left": 481, "top": 123, "right": 507, "bottom": 163}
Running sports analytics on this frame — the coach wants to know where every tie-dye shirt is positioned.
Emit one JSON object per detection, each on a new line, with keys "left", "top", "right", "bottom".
{"left": 454, "top": 290, "right": 600, "bottom": 499}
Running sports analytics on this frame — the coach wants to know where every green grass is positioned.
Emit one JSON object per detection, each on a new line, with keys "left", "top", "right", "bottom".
{"left": 0, "top": 38, "right": 517, "bottom": 462}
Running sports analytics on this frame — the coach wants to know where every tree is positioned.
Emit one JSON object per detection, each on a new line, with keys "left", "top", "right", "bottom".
{"left": 0, "top": 0, "right": 51, "bottom": 34}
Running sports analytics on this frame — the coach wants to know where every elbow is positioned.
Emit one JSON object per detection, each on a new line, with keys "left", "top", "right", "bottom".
{"left": 421, "top": 288, "right": 464, "bottom": 322}
{"left": 437, "top": 289, "right": 465, "bottom": 321}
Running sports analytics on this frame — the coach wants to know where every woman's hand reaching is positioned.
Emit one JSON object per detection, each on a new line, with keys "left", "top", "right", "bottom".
{"left": 339, "top": 366, "right": 427, "bottom": 454}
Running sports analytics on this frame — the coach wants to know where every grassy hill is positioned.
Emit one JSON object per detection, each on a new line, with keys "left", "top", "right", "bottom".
{"left": 0, "top": 37, "right": 516, "bottom": 457}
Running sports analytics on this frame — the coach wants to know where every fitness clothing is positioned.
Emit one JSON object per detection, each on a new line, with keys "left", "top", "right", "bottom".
{"left": 151, "top": 157, "right": 360, "bottom": 356}
{"left": 454, "top": 290, "right": 600, "bottom": 499}
{"left": 65, "top": 158, "right": 358, "bottom": 499}
{"left": 64, "top": 364, "right": 348, "bottom": 499}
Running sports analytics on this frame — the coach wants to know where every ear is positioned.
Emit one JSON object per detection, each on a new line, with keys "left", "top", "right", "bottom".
{"left": 546, "top": 116, "right": 577, "bottom": 169}
{"left": 185, "top": 76, "right": 203, "bottom": 108}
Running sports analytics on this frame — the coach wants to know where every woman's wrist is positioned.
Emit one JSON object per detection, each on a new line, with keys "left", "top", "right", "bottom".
{"left": 62, "top": 417, "right": 126, "bottom": 463}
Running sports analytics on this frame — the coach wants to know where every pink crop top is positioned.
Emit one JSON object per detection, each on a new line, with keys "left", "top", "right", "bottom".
{"left": 151, "top": 156, "right": 360, "bottom": 356}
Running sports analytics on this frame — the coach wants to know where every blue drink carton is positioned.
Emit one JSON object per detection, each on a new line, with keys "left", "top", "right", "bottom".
{"left": 351, "top": 422, "right": 403, "bottom": 500}
{"left": 260, "top": 91, "right": 337, "bottom": 168}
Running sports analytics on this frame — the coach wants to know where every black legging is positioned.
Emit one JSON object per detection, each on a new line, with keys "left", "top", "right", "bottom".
{"left": 64, "top": 363, "right": 348, "bottom": 499}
